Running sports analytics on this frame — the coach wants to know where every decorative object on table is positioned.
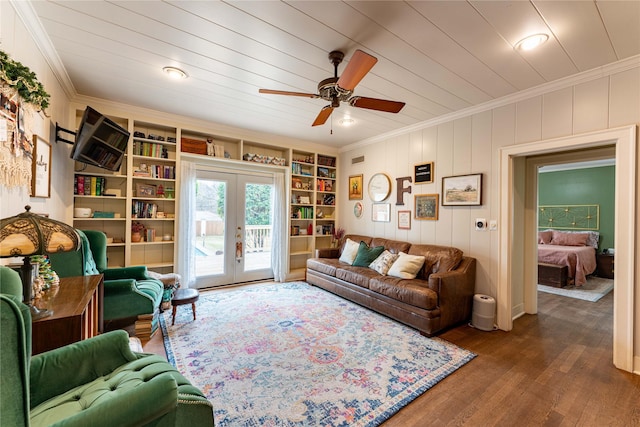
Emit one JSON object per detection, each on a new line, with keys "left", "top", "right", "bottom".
{"left": 442, "top": 173, "right": 483, "bottom": 206}
{"left": 31, "top": 134, "right": 51, "bottom": 198}
{"left": 348, "top": 174, "right": 363, "bottom": 200}
{"left": 161, "top": 282, "right": 474, "bottom": 426}
{"left": 398, "top": 210, "right": 411, "bottom": 229}
{"left": 415, "top": 194, "right": 439, "bottom": 220}
{"left": 368, "top": 172, "right": 391, "bottom": 202}
{"left": 30, "top": 254, "right": 60, "bottom": 289}
{"left": 1, "top": 50, "right": 50, "bottom": 191}
{"left": 331, "top": 226, "right": 345, "bottom": 248}
{"left": 372, "top": 203, "right": 391, "bottom": 222}
{"left": 414, "top": 161, "right": 434, "bottom": 184}
{"left": 0, "top": 205, "right": 79, "bottom": 319}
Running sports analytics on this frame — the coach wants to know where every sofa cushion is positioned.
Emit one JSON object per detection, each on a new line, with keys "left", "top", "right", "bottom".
{"left": 335, "top": 266, "right": 379, "bottom": 288}
{"left": 408, "top": 244, "right": 463, "bottom": 278}
{"left": 369, "top": 250, "right": 399, "bottom": 276}
{"left": 338, "top": 238, "right": 360, "bottom": 265}
{"left": 369, "top": 277, "right": 437, "bottom": 309}
{"left": 352, "top": 241, "right": 385, "bottom": 267}
{"left": 370, "top": 238, "right": 411, "bottom": 254}
{"left": 306, "top": 258, "right": 342, "bottom": 277}
{"left": 387, "top": 252, "right": 426, "bottom": 279}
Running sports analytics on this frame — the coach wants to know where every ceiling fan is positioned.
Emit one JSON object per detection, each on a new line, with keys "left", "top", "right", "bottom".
{"left": 259, "top": 49, "right": 406, "bottom": 127}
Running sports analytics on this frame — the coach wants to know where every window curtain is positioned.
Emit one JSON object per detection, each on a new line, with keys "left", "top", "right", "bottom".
{"left": 271, "top": 171, "right": 287, "bottom": 282}
{"left": 178, "top": 161, "right": 196, "bottom": 288}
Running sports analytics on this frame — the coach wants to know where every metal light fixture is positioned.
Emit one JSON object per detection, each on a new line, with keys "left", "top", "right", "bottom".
{"left": 162, "top": 66, "right": 188, "bottom": 80}
{"left": 0, "top": 206, "right": 80, "bottom": 319}
{"left": 515, "top": 33, "right": 549, "bottom": 51}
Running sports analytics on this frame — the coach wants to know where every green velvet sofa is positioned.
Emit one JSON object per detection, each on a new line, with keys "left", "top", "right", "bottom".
{"left": 49, "top": 230, "right": 164, "bottom": 339}
{"left": 0, "top": 266, "right": 214, "bottom": 427}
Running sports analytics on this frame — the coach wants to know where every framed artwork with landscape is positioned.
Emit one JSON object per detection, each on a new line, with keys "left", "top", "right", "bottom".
{"left": 442, "top": 173, "right": 482, "bottom": 206}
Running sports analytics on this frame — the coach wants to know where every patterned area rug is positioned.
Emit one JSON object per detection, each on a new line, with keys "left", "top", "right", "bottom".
{"left": 161, "top": 282, "right": 475, "bottom": 426}
{"left": 538, "top": 276, "right": 614, "bottom": 302}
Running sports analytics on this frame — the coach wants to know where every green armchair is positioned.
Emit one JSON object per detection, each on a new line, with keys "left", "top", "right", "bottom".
{"left": 49, "top": 230, "right": 164, "bottom": 339}
{"left": 0, "top": 267, "right": 214, "bottom": 427}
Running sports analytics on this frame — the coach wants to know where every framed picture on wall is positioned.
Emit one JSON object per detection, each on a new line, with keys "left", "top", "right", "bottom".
{"left": 349, "top": 174, "right": 363, "bottom": 200}
{"left": 415, "top": 194, "right": 439, "bottom": 220}
{"left": 372, "top": 203, "right": 391, "bottom": 222}
{"left": 398, "top": 210, "right": 411, "bottom": 229}
{"left": 31, "top": 134, "right": 51, "bottom": 198}
{"left": 442, "top": 173, "right": 482, "bottom": 206}
{"left": 414, "top": 162, "right": 434, "bottom": 184}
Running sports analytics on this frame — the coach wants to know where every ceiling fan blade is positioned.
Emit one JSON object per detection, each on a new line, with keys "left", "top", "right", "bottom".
{"left": 259, "top": 89, "right": 318, "bottom": 98}
{"left": 312, "top": 106, "right": 334, "bottom": 126}
{"left": 349, "top": 96, "right": 405, "bottom": 113}
{"left": 336, "top": 50, "right": 378, "bottom": 91}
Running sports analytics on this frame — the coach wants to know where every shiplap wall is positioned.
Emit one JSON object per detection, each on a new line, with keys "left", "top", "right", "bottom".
{"left": 338, "top": 65, "right": 640, "bottom": 310}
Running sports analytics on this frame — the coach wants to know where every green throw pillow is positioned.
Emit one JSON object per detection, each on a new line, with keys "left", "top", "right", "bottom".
{"left": 352, "top": 241, "right": 385, "bottom": 267}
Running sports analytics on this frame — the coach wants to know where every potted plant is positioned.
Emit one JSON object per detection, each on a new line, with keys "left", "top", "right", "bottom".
{"left": 131, "top": 221, "right": 145, "bottom": 242}
{"left": 332, "top": 227, "right": 345, "bottom": 248}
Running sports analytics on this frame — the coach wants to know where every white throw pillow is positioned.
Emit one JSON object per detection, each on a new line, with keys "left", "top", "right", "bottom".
{"left": 387, "top": 252, "right": 426, "bottom": 279}
{"left": 338, "top": 238, "right": 360, "bottom": 265}
{"left": 369, "top": 250, "right": 399, "bottom": 276}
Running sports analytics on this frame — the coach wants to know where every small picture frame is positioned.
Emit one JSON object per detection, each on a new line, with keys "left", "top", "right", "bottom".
{"left": 442, "top": 173, "right": 482, "bottom": 206}
{"left": 398, "top": 210, "right": 411, "bottom": 229}
{"left": 31, "top": 134, "right": 51, "bottom": 198}
{"left": 414, "top": 162, "right": 434, "bottom": 184}
{"left": 415, "top": 194, "right": 439, "bottom": 220}
{"left": 136, "top": 183, "right": 157, "bottom": 198}
{"left": 372, "top": 203, "right": 391, "bottom": 222}
{"left": 354, "top": 202, "right": 363, "bottom": 218}
{"left": 349, "top": 174, "right": 363, "bottom": 200}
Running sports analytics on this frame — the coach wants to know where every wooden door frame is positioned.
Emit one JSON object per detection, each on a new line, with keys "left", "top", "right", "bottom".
{"left": 498, "top": 125, "right": 636, "bottom": 372}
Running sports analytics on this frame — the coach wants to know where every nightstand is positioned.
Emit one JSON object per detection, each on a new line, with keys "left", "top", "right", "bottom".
{"left": 596, "top": 253, "right": 614, "bottom": 279}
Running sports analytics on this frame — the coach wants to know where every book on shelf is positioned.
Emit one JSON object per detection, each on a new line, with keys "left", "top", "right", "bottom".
{"left": 74, "top": 175, "right": 108, "bottom": 196}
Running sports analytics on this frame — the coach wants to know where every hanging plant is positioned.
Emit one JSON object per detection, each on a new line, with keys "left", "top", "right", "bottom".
{"left": 0, "top": 50, "right": 50, "bottom": 111}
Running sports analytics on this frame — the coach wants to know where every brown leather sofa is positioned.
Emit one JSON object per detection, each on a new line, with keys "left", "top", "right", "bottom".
{"left": 306, "top": 234, "right": 476, "bottom": 336}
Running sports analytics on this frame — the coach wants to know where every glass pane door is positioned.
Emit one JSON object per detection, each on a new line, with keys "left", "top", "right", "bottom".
{"left": 193, "top": 170, "right": 273, "bottom": 287}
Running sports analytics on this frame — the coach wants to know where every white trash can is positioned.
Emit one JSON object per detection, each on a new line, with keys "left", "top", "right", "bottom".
{"left": 472, "top": 294, "right": 495, "bottom": 331}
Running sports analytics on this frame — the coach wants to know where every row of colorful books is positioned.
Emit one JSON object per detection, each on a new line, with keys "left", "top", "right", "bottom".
{"left": 74, "top": 175, "right": 111, "bottom": 196}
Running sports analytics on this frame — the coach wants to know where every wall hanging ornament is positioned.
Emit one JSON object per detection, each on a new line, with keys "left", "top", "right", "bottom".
{"left": 0, "top": 50, "right": 51, "bottom": 190}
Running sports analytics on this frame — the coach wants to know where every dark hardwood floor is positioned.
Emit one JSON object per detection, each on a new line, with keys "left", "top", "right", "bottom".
{"left": 142, "top": 288, "right": 640, "bottom": 426}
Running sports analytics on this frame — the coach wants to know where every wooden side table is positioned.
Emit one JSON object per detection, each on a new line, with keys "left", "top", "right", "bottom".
{"left": 31, "top": 274, "right": 104, "bottom": 355}
{"left": 596, "top": 253, "right": 615, "bottom": 279}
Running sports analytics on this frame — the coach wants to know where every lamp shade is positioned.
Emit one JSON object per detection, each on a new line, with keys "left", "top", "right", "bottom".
{"left": 0, "top": 206, "right": 80, "bottom": 257}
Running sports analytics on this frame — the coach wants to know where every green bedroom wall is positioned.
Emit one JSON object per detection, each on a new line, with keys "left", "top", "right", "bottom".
{"left": 538, "top": 165, "right": 615, "bottom": 251}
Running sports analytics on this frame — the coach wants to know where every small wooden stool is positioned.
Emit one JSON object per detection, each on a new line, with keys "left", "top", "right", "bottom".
{"left": 171, "top": 288, "right": 199, "bottom": 326}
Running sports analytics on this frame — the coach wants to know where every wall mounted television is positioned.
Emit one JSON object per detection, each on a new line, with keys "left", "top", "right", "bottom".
{"left": 70, "top": 106, "right": 130, "bottom": 171}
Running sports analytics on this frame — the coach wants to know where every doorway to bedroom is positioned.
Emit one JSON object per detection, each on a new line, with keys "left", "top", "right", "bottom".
{"left": 527, "top": 147, "right": 615, "bottom": 308}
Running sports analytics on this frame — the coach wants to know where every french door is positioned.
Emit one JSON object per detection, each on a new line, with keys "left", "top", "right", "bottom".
{"left": 193, "top": 170, "right": 274, "bottom": 288}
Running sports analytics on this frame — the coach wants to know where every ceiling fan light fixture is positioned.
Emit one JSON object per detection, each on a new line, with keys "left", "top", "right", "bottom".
{"left": 515, "top": 33, "right": 549, "bottom": 51}
{"left": 163, "top": 66, "right": 188, "bottom": 80}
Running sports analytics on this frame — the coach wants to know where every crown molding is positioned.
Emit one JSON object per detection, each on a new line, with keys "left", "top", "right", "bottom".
{"left": 10, "top": 0, "right": 77, "bottom": 100}
{"left": 342, "top": 54, "right": 640, "bottom": 153}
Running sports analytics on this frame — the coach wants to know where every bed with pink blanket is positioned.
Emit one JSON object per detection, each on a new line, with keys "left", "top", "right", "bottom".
{"left": 538, "top": 230, "right": 598, "bottom": 287}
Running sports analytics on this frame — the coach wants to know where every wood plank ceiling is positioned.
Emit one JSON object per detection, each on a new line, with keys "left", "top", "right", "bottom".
{"left": 24, "top": 0, "right": 640, "bottom": 147}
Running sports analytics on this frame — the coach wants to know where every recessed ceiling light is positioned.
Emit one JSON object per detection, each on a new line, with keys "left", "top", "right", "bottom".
{"left": 515, "top": 33, "right": 549, "bottom": 51}
{"left": 162, "top": 66, "right": 188, "bottom": 79}
{"left": 339, "top": 117, "right": 355, "bottom": 127}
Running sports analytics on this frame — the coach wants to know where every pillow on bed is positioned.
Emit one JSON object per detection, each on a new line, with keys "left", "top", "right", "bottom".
{"left": 538, "top": 230, "right": 553, "bottom": 244}
{"left": 550, "top": 230, "right": 589, "bottom": 246}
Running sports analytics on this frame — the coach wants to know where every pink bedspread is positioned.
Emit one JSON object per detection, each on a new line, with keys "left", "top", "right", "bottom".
{"left": 538, "top": 244, "right": 597, "bottom": 286}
